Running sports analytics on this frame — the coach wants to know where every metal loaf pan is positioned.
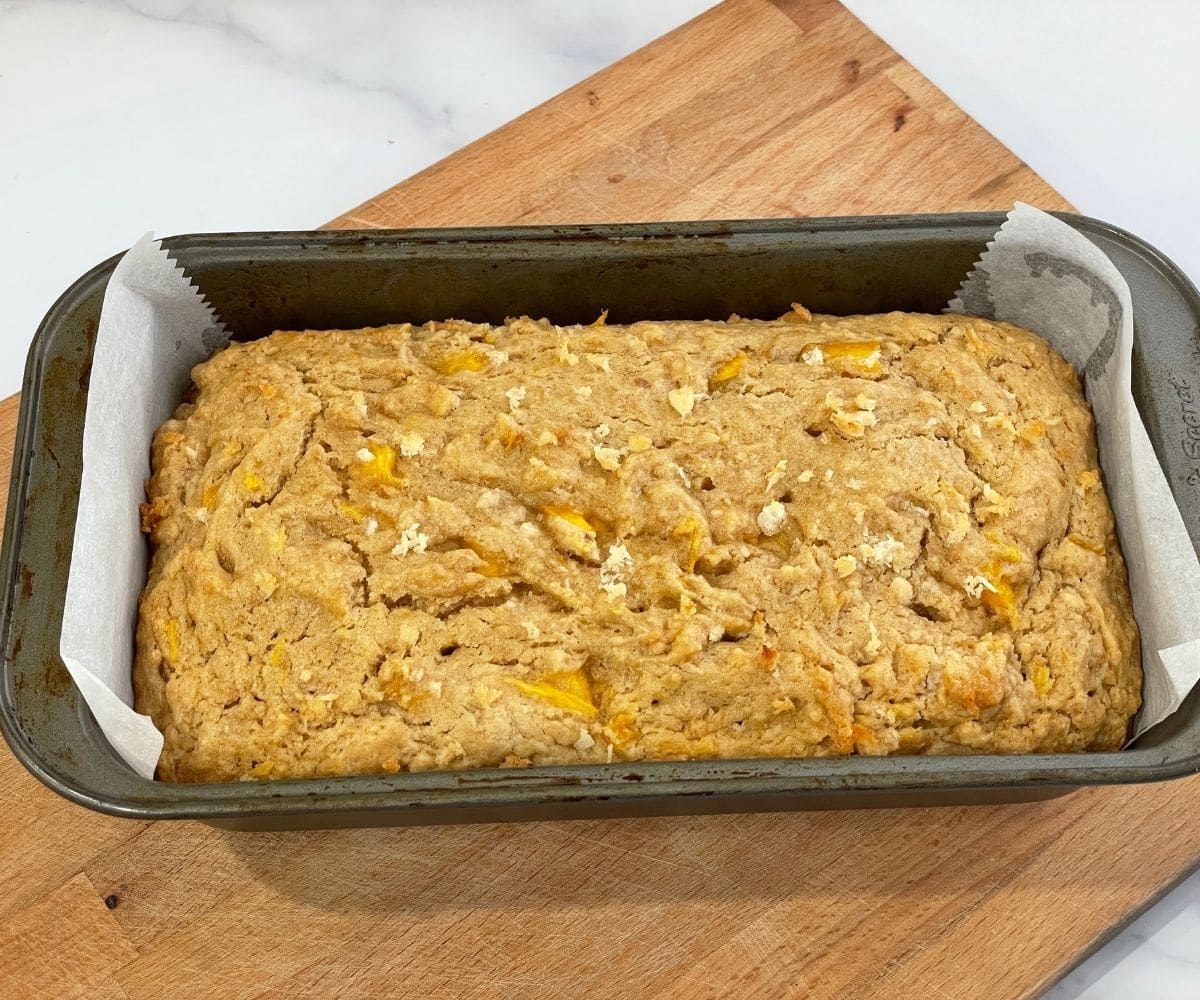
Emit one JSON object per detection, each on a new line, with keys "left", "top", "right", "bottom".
{"left": 3, "top": 214, "right": 1200, "bottom": 831}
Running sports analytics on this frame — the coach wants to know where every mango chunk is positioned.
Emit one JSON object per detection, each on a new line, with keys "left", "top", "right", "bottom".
{"left": 1020, "top": 420, "right": 1046, "bottom": 442}
{"left": 1032, "top": 661, "right": 1052, "bottom": 696}
{"left": 541, "top": 505, "right": 594, "bottom": 533}
{"left": 672, "top": 517, "right": 705, "bottom": 572}
{"left": 433, "top": 350, "right": 488, "bottom": 375}
{"left": 354, "top": 443, "right": 403, "bottom": 487}
{"left": 492, "top": 412, "right": 523, "bottom": 449}
{"left": 163, "top": 618, "right": 180, "bottom": 662}
{"left": 980, "top": 559, "right": 1019, "bottom": 625}
{"left": 337, "top": 502, "right": 365, "bottom": 523}
{"left": 711, "top": 354, "right": 745, "bottom": 386}
{"left": 808, "top": 340, "right": 882, "bottom": 368}
{"left": 972, "top": 539, "right": 1022, "bottom": 622}
{"left": 542, "top": 505, "right": 600, "bottom": 562}
{"left": 1067, "top": 533, "right": 1106, "bottom": 555}
{"left": 466, "top": 540, "right": 507, "bottom": 577}
{"left": 651, "top": 734, "right": 693, "bottom": 756}
{"left": 980, "top": 576, "right": 1016, "bottom": 621}
{"left": 606, "top": 711, "right": 638, "bottom": 747}
{"left": 268, "top": 640, "right": 286, "bottom": 668}
{"left": 507, "top": 668, "right": 597, "bottom": 718}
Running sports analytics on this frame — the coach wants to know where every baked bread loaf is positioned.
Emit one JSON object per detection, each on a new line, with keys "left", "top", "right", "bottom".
{"left": 135, "top": 308, "right": 1141, "bottom": 781}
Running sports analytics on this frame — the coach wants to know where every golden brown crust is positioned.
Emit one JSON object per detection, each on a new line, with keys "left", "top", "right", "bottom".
{"left": 134, "top": 310, "right": 1141, "bottom": 781}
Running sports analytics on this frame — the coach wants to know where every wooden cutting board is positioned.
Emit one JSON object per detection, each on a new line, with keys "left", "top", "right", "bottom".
{"left": 2, "top": 1, "right": 1197, "bottom": 997}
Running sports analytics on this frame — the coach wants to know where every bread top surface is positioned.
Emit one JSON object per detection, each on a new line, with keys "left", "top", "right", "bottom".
{"left": 134, "top": 308, "right": 1141, "bottom": 781}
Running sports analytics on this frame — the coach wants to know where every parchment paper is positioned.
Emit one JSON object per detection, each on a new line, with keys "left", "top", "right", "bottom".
{"left": 60, "top": 235, "right": 226, "bottom": 777}
{"left": 949, "top": 203, "right": 1200, "bottom": 737}
{"left": 60, "top": 207, "right": 1200, "bottom": 776}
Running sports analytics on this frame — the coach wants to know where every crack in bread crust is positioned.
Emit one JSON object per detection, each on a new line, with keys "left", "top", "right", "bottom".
{"left": 134, "top": 311, "right": 1141, "bottom": 781}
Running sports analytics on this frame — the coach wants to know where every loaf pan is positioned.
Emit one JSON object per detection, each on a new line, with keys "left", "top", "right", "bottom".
{"left": 4, "top": 214, "right": 1200, "bottom": 831}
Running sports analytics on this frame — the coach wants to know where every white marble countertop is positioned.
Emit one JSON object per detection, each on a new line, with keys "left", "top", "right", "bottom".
{"left": 0, "top": 0, "right": 710, "bottom": 397}
{"left": 1, "top": 2, "right": 1197, "bottom": 996}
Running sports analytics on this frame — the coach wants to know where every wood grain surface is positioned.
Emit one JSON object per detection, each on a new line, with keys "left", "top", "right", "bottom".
{"left": 4, "top": 1, "right": 1198, "bottom": 997}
